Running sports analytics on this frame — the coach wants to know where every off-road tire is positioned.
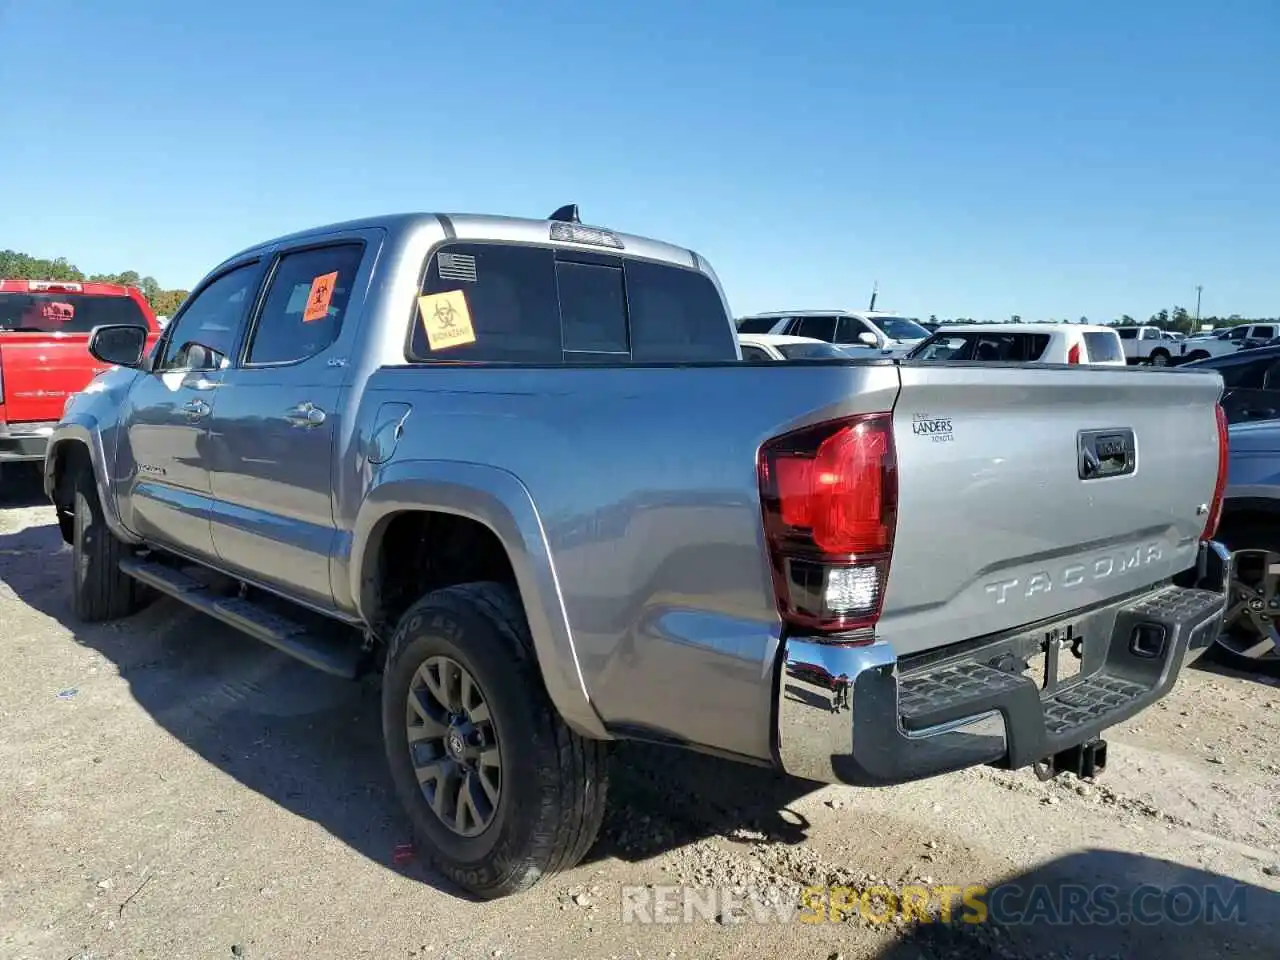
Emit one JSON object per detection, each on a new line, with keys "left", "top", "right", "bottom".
{"left": 71, "top": 469, "right": 140, "bottom": 622}
{"left": 1148, "top": 348, "right": 1171, "bottom": 366}
{"left": 382, "top": 581, "right": 609, "bottom": 899}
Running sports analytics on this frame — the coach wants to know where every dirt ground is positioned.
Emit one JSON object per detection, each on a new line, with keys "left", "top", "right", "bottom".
{"left": 1, "top": 470, "right": 1277, "bottom": 960}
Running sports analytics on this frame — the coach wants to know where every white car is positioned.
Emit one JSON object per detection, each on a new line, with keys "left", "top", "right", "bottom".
{"left": 906, "top": 324, "right": 1126, "bottom": 366}
{"left": 737, "top": 333, "right": 853, "bottom": 361}
{"left": 736, "top": 310, "right": 931, "bottom": 356}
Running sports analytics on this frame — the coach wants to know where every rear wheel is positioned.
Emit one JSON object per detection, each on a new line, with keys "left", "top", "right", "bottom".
{"left": 71, "top": 469, "right": 142, "bottom": 622}
{"left": 1215, "top": 521, "right": 1280, "bottom": 672}
{"left": 1148, "top": 348, "right": 1171, "bottom": 366}
{"left": 1185, "top": 350, "right": 1210, "bottom": 362}
{"left": 382, "top": 582, "right": 609, "bottom": 899}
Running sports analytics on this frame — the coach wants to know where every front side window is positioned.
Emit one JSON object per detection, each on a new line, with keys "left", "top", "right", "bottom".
{"left": 835, "top": 316, "right": 876, "bottom": 345}
{"left": 791, "top": 316, "right": 838, "bottom": 342}
{"left": 158, "top": 263, "right": 259, "bottom": 371}
{"left": 875, "top": 316, "right": 931, "bottom": 340}
{"left": 247, "top": 244, "right": 364, "bottom": 365}
{"left": 776, "top": 341, "right": 849, "bottom": 360}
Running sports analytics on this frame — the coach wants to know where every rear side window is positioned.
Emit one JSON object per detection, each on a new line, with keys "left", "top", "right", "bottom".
{"left": 1253, "top": 326, "right": 1276, "bottom": 340}
{"left": 1083, "top": 332, "right": 1124, "bottom": 363}
{"left": 0, "top": 292, "right": 147, "bottom": 333}
{"left": 407, "top": 242, "right": 733, "bottom": 363}
{"left": 736, "top": 316, "right": 782, "bottom": 334}
{"left": 247, "top": 243, "right": 364, "bottom": 365}
{"left": 910, "top": 332, "right": 1049, "bottom": 362}
{"left": 740, "top": 344, "right": 772, "bottom": 361}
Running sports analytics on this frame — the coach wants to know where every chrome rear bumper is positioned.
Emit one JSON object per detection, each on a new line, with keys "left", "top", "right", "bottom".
{"left": 775, "top": 540, "right": 1231, "bottom": 786}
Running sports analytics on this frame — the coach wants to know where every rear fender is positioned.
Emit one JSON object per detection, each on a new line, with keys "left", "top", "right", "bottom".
{"left": 346, "top": 459, "right": 608, "bottom": 740}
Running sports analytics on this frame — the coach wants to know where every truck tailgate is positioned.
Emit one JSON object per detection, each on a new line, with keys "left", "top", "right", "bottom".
{"left": 0, "top": 333, "right": 110, "bottom": 424}
{"left": 881, "top": 363, "right": 1224, "bottom": 656}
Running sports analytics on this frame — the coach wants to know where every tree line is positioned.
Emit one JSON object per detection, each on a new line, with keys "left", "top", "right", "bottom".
{"left": 0, "top": 249, "right": 189, "bottom": 318}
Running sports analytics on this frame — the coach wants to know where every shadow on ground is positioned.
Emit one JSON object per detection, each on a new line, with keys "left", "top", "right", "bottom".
{"left": 875, "top": 848, "right": 1280, "bottom": 959}
{"left": 4, "top": 503, "right": 1276, "bottom": 958}
{"left": 0, "top": 463, "right": 49, "bottom": 509}
{"left": 0, "top": 512, "right": 820, "bottom": 899}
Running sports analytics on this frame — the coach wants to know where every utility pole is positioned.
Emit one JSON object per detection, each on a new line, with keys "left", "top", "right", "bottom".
{"left": 1195, "top": 285, "right": 1203, "bottom": 332}
{"left": 868, "top": 281, "right": 878, "bottom": 312}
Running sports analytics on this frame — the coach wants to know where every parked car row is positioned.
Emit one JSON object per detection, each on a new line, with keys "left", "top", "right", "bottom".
{"left": 0, "top": 206, "right": 1245, "bottom": 902}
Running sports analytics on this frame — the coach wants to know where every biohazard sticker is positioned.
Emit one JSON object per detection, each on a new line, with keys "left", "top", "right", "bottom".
{"left": 302, "top": 271, "right": 339, "bottom": 323}
{"left": 417, "top": 290, "right": 476, "bottom": 351}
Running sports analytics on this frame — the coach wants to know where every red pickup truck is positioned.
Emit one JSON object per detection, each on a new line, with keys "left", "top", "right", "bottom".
{"left": 0, "top": 280, "right": 160, "bottom": 473}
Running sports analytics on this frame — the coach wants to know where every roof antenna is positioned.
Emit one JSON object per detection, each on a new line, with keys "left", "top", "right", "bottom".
{"left": 868, "top": 280, "right": 878, "bottom": 312}
{"left": 549, "top": 204, "right": 581, "bottom": 224}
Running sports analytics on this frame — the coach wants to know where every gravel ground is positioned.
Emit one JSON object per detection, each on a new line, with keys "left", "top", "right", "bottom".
{"left": 1, "top": 469, "right": 1277, "bottom": 960}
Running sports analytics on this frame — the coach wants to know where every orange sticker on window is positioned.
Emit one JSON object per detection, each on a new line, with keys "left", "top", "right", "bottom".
{"left": 302, "top": 271, "right": 339, "bottom": 323}
{"left": 417, "top": 290, "right": 477, "bottom": 350}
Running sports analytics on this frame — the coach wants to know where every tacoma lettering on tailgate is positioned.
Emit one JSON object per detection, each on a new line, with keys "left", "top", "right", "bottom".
{"left": 984, "top": 543, "right": 1163, "bottom": 605}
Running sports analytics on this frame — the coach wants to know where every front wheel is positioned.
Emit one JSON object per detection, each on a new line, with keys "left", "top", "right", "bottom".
{"left": 382, "top": 582, "right": 609, "bottom": 899}
{"left": 71, "top": 469, "right": 143, "bottom": 622}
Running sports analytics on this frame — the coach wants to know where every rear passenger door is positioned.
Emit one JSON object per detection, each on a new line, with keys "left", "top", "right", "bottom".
{"left": 206, "top": 236, "right": 375, "bottom": 609}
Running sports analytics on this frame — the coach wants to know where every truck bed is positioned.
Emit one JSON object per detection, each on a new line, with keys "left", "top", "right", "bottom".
{"left": 354, "top": 359, "right": 1224, "bottom": 761}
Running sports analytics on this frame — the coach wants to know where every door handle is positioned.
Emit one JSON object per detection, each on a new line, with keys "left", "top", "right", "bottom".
{"left": 182, "top": 399, "right": 211, "bottom": 421}
{"left": 285, "top": 402, "right": 327, "bottom": 427}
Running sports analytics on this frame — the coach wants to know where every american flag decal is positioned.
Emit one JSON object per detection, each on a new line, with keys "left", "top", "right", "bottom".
{"left": 438, "top": 253, "right": 478, "bottom": 283}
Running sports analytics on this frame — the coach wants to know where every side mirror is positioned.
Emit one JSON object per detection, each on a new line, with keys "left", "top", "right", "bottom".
{"left": 88, "top": 324, "right": 148, "bottom": 369}
{"left": 858, "top": 331, "right": 879, "bottom": 347}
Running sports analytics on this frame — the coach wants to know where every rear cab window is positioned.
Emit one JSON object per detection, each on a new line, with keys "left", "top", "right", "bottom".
{"left": 1117, "top": 328, "right": 1138, "bottom": 340}
{"left": 407, "top": 242, "right": 735, "bottom": 364}
{"left": 1082, "top": 331, "right": 1124, "bottom": 363}
{"left": 0, "top": 288, "right": 148, "bottom": 333}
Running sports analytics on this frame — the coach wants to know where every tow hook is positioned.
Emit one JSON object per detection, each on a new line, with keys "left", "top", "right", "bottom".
{"left": 1033, "top": 738, "right": 1108, "bottom": 781}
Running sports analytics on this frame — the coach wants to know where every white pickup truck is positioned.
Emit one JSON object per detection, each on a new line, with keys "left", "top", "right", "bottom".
{"left": 1114, "top": 325, "right": 1179, "bottom": 366}
{"left": 1180, "top": 323, "right": 1279, "bottom": 363}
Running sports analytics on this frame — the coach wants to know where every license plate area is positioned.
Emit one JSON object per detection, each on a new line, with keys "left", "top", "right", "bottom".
{"left": 1022, "top": 623, "right": 1084, "bottom": 694}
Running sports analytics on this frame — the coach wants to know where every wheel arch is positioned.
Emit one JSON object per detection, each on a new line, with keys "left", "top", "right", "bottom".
{"left": 347, "top": 459, "right": 608, "bottom": 740}
{"left": 45, "top": 422, "right": 138, "bottom": 545}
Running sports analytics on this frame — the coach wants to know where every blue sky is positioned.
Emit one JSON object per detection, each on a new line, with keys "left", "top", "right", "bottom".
{"left": 1, "top": 1, "right": 1276, "bottom": 321}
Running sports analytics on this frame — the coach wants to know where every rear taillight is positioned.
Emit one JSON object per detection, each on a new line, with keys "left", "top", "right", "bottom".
{"left": 1066, "top": 342, "right": 1081, "bottom": 364}
{"left": 758, "top": 413, "right": 897, "bottom": 635}
{"left": 1202, "top": 404, "right": 1229, "bottom": 540}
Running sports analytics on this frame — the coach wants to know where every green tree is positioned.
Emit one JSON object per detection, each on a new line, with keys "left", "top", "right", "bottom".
{"left": 1171, "top": 306, "right": 1190, "bottom": 332}
{"left": 1011, "top": 314, "right": 1022, "bottom": 324}
{"left": 1119, "top": 314, "right": 1135, "bottom": 325}
{"left": 1151, "top": 309, "right": 1170, "bottom": 328}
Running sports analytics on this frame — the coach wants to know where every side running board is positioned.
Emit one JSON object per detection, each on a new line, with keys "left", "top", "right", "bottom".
{"left": 119, "top": 558, "right": 364, "bottom": 679}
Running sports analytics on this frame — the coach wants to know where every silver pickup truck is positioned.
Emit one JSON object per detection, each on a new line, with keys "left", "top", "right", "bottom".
{"left": 45, "top": 207, "right": 1232, "bottom": 899}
